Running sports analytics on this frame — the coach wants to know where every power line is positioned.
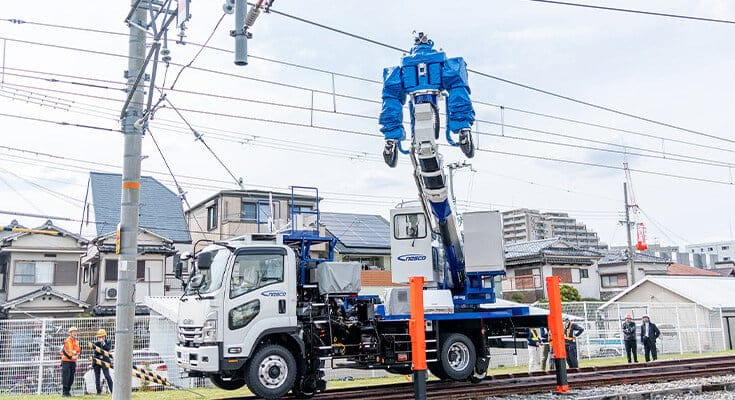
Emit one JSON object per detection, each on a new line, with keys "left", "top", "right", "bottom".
{"left": 168, "top": 13, "right": 226, "bottom": 90}
{"left": 6, "top": 74, "right": 735, "bottom": 187}
{"left": 525, "top": 0, "right": 735, "bottom": 25}
{"left": 0, "top": 111, "right": 119, "bottom": 132}
{"left": 6, "top": 38, "right": 735, "bottom": 158}
{"left": 262, "top": 6, "right": 735, "bottom": 146}
{"left": 8, "top": 66, "right": 735, "bottom": 164}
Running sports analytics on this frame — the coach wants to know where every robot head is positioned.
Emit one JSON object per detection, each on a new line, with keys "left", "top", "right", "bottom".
{"left": 414, "top": 31, "right": 429, "bottom": 45}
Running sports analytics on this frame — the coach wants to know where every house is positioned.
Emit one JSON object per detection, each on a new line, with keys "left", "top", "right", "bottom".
{"left": 0, "top": 219, "right": 89, "bottom": 318}
{"left": 502, "top": 237, "right": 603, "bottom": 302}
{"left": 79, "top": 172, "right": 191, "bottom": 315}
{"left": 598, "top": 275, "right": 735, "bottom": 351}
{"left": 320, "top": 212, "right": 391, "bottom": 270}
{"left": 185, "top": 189, "right": 321, "bottom": 243}
{"left": 597, "top": 250, "right": 670, "bottom": 300}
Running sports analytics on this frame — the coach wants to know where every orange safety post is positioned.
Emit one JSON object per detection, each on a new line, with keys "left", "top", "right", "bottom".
{"left": 546, "top": 275, "right": 569, "bottom": 393}
{"left": 409, "top": 276, "right": 427, "bottom": 400}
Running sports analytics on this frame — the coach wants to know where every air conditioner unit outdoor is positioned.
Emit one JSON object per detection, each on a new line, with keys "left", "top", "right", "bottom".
{"left": 105, "top": 286, "right": 118, "bottom": 300}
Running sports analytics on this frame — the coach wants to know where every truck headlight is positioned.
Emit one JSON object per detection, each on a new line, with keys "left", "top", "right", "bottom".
{"left": 202, "top": 319, "right": 217, "bottom": 342}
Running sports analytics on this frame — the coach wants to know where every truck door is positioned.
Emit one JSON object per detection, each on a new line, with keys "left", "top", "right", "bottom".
{"left": 223, "top": 247, "right": 295, "bottom": 358}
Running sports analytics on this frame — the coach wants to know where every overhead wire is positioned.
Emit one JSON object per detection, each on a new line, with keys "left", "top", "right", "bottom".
{"left": 3, "top": 82, "right": 735, "bottom": 190}
{"left": 524, "top": 0, "right": 735, "bottom": 25}
{"left": 261, "top": 5, "right": 735, "bottom": 146}
{"left": 9, "top": 78, "right": 728, "bottom": 176}
{"left": 5, "top": 41, "right": 735, "bottom": 159}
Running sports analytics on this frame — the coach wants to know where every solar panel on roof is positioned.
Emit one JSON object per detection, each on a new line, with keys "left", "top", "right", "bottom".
{"left": 320, "top": 213, "right": 389, "bottom": 248}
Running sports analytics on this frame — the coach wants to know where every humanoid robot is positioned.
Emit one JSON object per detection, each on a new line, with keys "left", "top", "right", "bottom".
{"left": 379, "top": 32, "right": 475, "bottom": 167}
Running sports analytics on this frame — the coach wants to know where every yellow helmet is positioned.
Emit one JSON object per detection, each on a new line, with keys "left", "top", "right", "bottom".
{"left": 96, "top": 329, "right": 107, "bottom": 337}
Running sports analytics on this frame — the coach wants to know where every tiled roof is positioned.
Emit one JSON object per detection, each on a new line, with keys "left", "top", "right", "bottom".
{"left": 598, "top": 249, "right": 669, "bottom": 265}
{"left": 89, "top": 172, "right": 191, "bottom": 243}
{"left": 1, "top": 219, "right": 88, "bottom": 244}
{"left": 667, "top": 263, "right": 721, "bottom": 276}
{"left": 0, "top": 220, "right": 26, "bottom": 240}
{"left": 1, "top": 285, "right": 90, "bottom": 311}
{"left": 505, "top": 237, "right": 602, "bottom": 259}
{"left": 321, "top": 212, "right": 390, "bottom": 250}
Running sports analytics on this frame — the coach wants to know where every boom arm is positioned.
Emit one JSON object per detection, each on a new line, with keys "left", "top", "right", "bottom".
{"left": 411, "top": 101, "right": 466, "bottom": 292}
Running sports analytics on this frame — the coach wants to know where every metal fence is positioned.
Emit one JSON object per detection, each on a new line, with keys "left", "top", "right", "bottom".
{"left": 0, "top": 301, "right": 726, "bottom": 394}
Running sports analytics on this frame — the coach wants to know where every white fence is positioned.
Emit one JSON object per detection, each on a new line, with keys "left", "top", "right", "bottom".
{"left": 0, "top": 301, "right": 726, "bottom": 394}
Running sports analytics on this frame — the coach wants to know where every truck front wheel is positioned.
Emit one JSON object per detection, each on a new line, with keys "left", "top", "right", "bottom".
{"left": 438, "top": 333, "right": 476, "bottom": 381}
{"left": 210, "top": 373, "right": 246, "bottom": 390}
{"left": 246, "top": 344, "right": 298, "bottom": 399}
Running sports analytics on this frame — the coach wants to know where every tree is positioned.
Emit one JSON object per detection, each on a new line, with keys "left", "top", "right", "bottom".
{"left": 559, "top": 284, "right": 581, "bottom": 302}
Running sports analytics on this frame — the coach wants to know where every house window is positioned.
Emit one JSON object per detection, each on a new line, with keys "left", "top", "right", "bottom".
{"left": 551, "top": 268, "right": 572, "bottom": 283}
{"left": 83, "top": 267, "right": 89, "bottom": 283}
{"left": 207, "top": 204, "right": 218, "bottom": 231}
{"left": 241, "top": 202, "right": 273, "bottom": 223}
{"left": 14, "top": 261, "right": 54, "bottom": 284}
{"left": 54, "top": 262, "right": 78, "bottom": 285}
{"left": 580, "top": 269, "right": 589, "bottom": 278}
{"left": 601, "top": 274, "right": 628, "bottom": 288}
{"left": 723, "top": 246, "right": 730, "bottom": 251}
{"left": 708, "top": 247, "right": 714, "bottom": 251}
{"left": 105, "top": 259, "right": 118, "bottom": 281}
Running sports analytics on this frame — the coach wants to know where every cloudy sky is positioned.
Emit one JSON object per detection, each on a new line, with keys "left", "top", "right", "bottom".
{"left": 1, "top": 0, "right": 734, "bottom": 248}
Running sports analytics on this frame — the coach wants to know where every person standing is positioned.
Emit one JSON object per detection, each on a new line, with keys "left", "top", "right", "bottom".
{"left": 640, "top": 314, "right": 660, "bottom": 362}
{"left": 539, "top": 327, "right": 551, "bottom": 371}
{"left": 563, "top": 317, "right": 585, "bottom": 368}
{"left": 622, "top": 314, "right": 638, "bottom": 363}
{"left": 60, "top": 326, "right": 81, "bottom": 397}
{"left": 92, "top": 329, "right": 113, "bottom": 394}
{"left": 527, "top": 328, "right": 543, "bottom": 372}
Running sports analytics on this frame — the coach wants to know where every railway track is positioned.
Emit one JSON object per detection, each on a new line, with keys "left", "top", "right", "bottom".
{"left": 217, "top": 355, "right": 735, "bottom": 400}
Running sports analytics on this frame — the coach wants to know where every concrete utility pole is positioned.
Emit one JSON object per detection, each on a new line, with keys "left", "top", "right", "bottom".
{"left": 623, "top": 182, "right": 636, "bottom": 287}
{"left": 114, "top": 1, "right": 147, "bottom": 398}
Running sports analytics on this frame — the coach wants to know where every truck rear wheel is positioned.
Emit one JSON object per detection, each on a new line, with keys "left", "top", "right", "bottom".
{"left": 246, "top": 344, "right": 297, "bottom": 399}
{"left": 210, "top": 373, "right": 246, "bottom": 390}
{"left": 438, "top": 333, "right": 476, "bottom": 381}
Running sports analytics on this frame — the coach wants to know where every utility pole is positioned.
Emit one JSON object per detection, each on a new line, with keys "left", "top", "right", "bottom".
{"left": 447, "top": 161, "right": 474, "bottom": 210}
{"left": 623, "top": 182, "right": 636, "bottom": 287}
{"left": 114, "top": 1, "right": 147, "bottom": 398}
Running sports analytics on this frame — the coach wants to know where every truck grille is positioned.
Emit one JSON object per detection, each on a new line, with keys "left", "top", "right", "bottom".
{"left": 179, "top": 326, "right": 203, "bottom": 345}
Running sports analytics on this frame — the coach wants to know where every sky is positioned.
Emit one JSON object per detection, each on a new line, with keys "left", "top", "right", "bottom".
{"left": 0, "top": 0, "right": 734, "bottom": 249}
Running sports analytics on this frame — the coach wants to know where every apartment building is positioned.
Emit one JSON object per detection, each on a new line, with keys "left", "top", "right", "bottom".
{"left": 502, "top": 208, "right": 607, "bottom": 250}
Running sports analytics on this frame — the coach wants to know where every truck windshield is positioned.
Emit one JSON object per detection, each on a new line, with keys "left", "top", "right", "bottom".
{"left": 186, "top": 248, "right": 230, "bottom": 295}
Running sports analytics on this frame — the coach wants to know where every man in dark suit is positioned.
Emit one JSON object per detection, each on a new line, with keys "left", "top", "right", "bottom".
{"left": 639, "top": 315, "right": 661, "bottom": 362}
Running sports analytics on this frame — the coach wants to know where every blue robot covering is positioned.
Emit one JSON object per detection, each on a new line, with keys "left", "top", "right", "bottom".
{"left": 379, "top": 33, "right": 476, "bottom": 166}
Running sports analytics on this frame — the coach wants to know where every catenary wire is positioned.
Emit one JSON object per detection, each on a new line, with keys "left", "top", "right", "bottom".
{"left": 4, "top": 40, "right": 735, "bottom": 157}
{"left": 260, "top": 5, "right": 735, "bottom": 146}
{"left": 524, "top": 0, "right": 735, "bottom": 25}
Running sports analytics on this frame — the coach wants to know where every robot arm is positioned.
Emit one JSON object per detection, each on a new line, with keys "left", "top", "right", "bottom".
{"left": 442, "top": 57, "right": 475, "bottom": 133}
{"left": 379, "top": 66, "right": 406, "bottom": 167}
{"left": 442, "top": 57, "right": 475, "bottom": 158}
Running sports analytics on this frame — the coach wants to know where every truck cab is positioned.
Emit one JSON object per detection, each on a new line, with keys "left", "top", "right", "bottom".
{"left": 176, "top": 234, "right": 309, "bottom": 398}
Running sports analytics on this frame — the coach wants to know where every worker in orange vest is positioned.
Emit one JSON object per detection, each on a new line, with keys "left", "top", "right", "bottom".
{"left": 60, "top": 326, "right": 81, "bottom": 397}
